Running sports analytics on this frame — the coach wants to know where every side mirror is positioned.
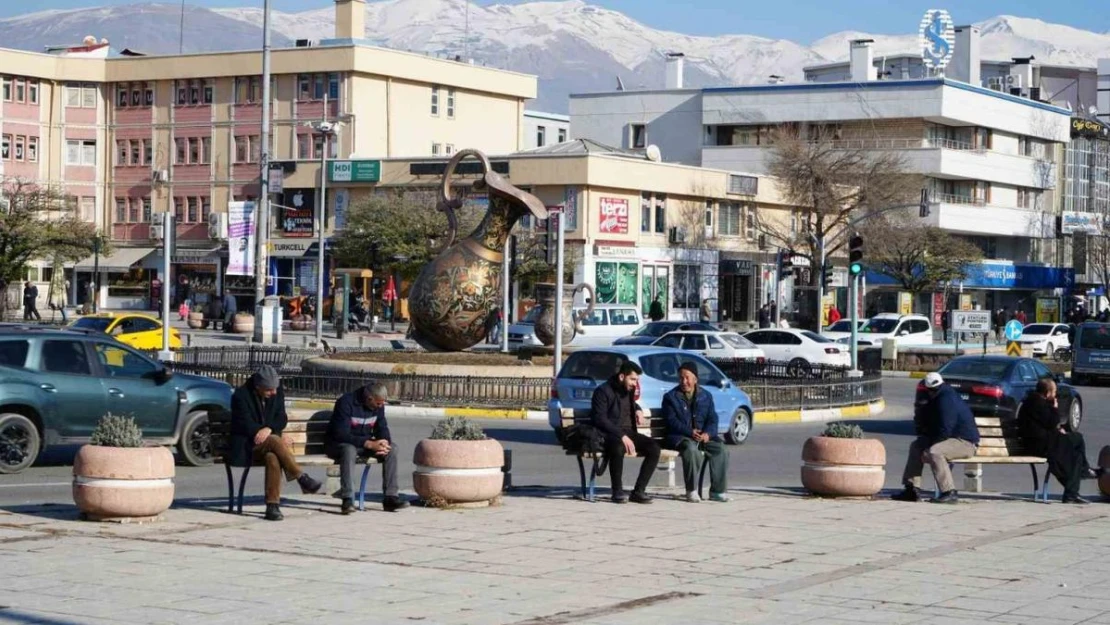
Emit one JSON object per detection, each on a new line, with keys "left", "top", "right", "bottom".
{"left": 717, "top": 378, "right": 729, "bottom": 389}
{"left": 155, "top": 367, "right": 174, "bottom": 384}
{"left": 898, "top": 330, "right": 909, "bottom": 336}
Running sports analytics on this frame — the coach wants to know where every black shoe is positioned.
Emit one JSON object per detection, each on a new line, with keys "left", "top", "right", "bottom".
{"left": 932, "top": 490, "right": 959, "bottom": 504}
{"left": 890, "top": 487, "right": 920, "bottom": 502}
{"left": 383, "top": 496, "right": 410, "bottom": 512}
{"left": 264, "top": 504, "right": 284, "bottom": 521}
{"left": 297, "top": 474, "right": 322, "bottom": 495}
{"left": 1062, "top": 494, "right": 1091, "bottom": 504}
{"left": 341, "top": 498, "right": 354, "bottom": 515}
{"left": 611, "top": 491, "right": 628, "bottom": 504}
{"left": 629, "top": 491, "right": 654, "bottom": 505}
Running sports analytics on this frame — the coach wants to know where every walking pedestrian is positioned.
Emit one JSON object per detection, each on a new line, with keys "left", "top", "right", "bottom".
{"left": 22, "top": 281, "right": 40, "bottom": 321}
{"left": 648, "top": 295, "right": 665, "bottom": 322}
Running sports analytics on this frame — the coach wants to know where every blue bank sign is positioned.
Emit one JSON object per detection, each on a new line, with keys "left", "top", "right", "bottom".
{"left": 867, "top": 261, "right": 1074, "bottom": 290}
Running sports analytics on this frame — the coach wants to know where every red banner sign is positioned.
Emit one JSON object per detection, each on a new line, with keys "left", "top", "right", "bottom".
{"left": 599, "top": 197, "right": 629, "bottom": 234}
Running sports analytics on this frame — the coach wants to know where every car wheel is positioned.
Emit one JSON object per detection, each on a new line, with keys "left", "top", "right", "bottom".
{"left": 725, "top": 408, "right": 752, "bottom": 445}
{"left": 178, "top": 411, "right": 214, "bottom": 467}
{"left": 1044, "top": 344, "right": 1053, "bottom": 360}
{"left": 1068, "top": 399, "right": 1083, "bottom": 432}
{"left": 0, "top": 413, "right": 41, "bottom": 474}
{"left": 1054, "top": 347, "right": 1069, "bottom": 362}
{"left": 787, "top": 358, "right": 811, "bottom": 378}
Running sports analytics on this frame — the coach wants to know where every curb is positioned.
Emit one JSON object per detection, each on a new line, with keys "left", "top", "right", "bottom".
{"left": 287, "top": 400, "right": 547, "bottom": 421}
{"left": 881, "top": 371, "right": 929, "bottom": 379}
{"left": 754, "top": 399, "right": 885, "bottom": 424}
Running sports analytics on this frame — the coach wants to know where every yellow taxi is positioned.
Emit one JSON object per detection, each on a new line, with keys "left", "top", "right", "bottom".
{"left": 70, "top": 313, "right": 183, "bottom": 350}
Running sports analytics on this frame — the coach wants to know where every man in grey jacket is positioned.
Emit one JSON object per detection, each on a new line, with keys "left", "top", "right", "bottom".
{"left": 325, "top": 383, "right": 408, "bottom": 514}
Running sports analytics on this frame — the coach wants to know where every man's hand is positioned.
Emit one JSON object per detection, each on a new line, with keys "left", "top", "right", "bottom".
{"left": 621, "top": 435, "right": 636, "bottom": 456}
{"left": 254, "top": 427, "right": 272, "bottom": 446}
{"left": 635, "top": 410, "right": 646, "bottom": 427}
{"left": 365, "top": 439, "right": 391, "bottom": 455}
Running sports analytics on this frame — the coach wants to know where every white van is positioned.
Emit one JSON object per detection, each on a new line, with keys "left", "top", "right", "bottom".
{"left": 507, "top": 305, "right": 643, "bottom": 348}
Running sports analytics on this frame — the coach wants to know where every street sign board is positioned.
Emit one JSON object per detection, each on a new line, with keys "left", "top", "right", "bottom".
{"left": 1004, "top": 320, "right": 1024, "bottom": 341}
{"left": 951, "top": 311, "right": 991, "bottom": 333}
{"left": 1006, "top": 341, "right": 1022, "bottom": 357}
{"left": 328, "top": 160, "right": 381, "bottom": 183}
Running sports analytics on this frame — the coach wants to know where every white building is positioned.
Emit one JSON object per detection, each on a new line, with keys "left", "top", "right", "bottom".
{"left": 522, "top": 111, "right": 570, "bottom": 149}
{"left": 570, "top": 34, "right": 1075, "bottom": 319}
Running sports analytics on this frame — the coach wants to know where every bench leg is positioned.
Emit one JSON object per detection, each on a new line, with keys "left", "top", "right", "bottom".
{"left": 224, "top": 464, "right": 235, "bottom": 513}
{"left": 963, "top": 463, "right": 983, "bottom": 493}
{"left": 588, "top": 459, "right": 597, "bottom": 502}
{"left": 357, "top": 464, "right": 372, "bottom": 511}
{"left": 236, "top": 465, "right": 252, "bottom": 515}
{"left": 1037, "top": 464, "right": 1050, "bottom": 502}
{"left": 697, "top": 460, "right": 708, "bottom": 500}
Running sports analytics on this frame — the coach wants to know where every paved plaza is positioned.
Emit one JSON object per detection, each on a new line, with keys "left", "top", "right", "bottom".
{"left": 1, "top": 486, "right": 1109, "bottom": 625}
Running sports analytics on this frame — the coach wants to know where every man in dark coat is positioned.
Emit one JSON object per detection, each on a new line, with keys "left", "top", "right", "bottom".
{"left": 661, "top": 362, "right": 729, "bottom": 503}
{"left": 325, "top": 383, "right": 408, "bottom": 514}
{"left": 757, "top": 303, "right": 771, "bottom": 329}
{"left": 1018, "top": 378, "right": 1101, "bottom": 504}
{"left": 648, "top": 295, "right": 665, "bottom": 322}
{"left": 229, "top": 365, "right": 322, "bottom": 520}
{"left": 590, "top": 361, "right": 660, "bottom": 504}
{"left": 22, "top": 281, "right": 40, "bottom": 321}
{"left": 892, "top": 372, "right": 980, "bottom": 504}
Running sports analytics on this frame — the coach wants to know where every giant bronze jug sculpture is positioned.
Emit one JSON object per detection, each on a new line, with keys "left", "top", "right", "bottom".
{"left": 409, "top": 149, "right": 548, "bottom": 351}
{"left": 533, "top": 282, "right": 595, "bottom": 347}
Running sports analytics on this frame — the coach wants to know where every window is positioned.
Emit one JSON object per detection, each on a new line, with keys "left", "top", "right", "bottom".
{"left": 235, "top": 136, "right": 249, "bottom": 163}
{"left": 129, "top": 140, "right": 140, "bottom": 166}
{"left": 142, "top": 139, "right": 152, "bottom": 166}
{"left": 80, "top": 197, "right": 95, "bottom": 223}
{"left": 1, "top": 77, "right": 9, "bottom": 101}
{"left": 128, "top": 199, "right": 139, "bottom": 223}
{"left": 41, "top": 340, "right": 91, "bottom": 376}
{"left": 707, "top": 335, "right": 725, "bottom": 350}
{"left": 312, "top": 134, "right": 325, "bottom": 160}
{"left": 187, "top": 197, "right": 198, "bottom": 223}
{"left": 94, "top": 343, "right": 157, "bottom": 379}
{"left": 329, "top": 73, "right": 340, "bottom": 100}
{"left": 558, "top": 128, "right": 567, "bottom": 143}
{"left": 446, "top": 88, "right": 455, "bottom": 118}
{"left": 630, "top": 123, "right": 646, "bottom": 149}
{"left": 66, "top": 84, "right": 82, "bottom": 107}
{"left": 297, "top": 134, "right": 311, "bottom": 160}
{"left": 188, "top": 138, "right": 200, "bottom": 164}
{"left": 189, "top": 79, "right": 200, "bottom": 104}
{"left": 654, "top": 194, "right": 666, "bottom": 234}
{"left": 743, "top": 204, "right": 757, "bottom": 240}
{"left": 142, "top": 198, "right": 152, "bottom": 223}
{"left": 431, "top": 86, "right": 439, "bottom": 115}
{"left": 82, "top": 84, "right": 96, "bottom": 108}
{"left": 0, "top": 340, "right": 30, "bottom": 368}
{"left": 683, "top": 335, "right": 707, "bottom": 351}
{"left": 655, "top": 335, "right": 682, "bottom": 349}
{"left": 66, "top": 140, "right": 96, "bottom": 166}
{"left": 536, "top": 126, "right": 546, "bottom": 147}
{"left": 14, "top": 79, "right": 25, "bottom": 103}
{"left": 144, "top": 83, "right": 154, "bottom": 106}
{"left": 201, "top": 198, "right": 211, "bottom": 222}
{"left": 13, "top": 136, "right": 24, "bottom": 161}
{"left": 203, "top": 80, "right": 213, "bottom": 104}
{"left": 640, "top": 192, "right": 651, "bottom": 233}
{"left": 115, "top": 198, "right": 126, "bottom": 223}
{"left": 27, "top": 137, "right": 37, "bottom": 162}
{"left": 116, "top": 140, "right": 128, "bottom": 166}
{"left": 236, "top": 76, "right": 261, "bottom": 104}
{"left": 673, "top": 264, "right": 700, "bottom": 309}
{"left": 173, "top": 198, "right": 184, "bottom": 223}
{"left": 728, "top": 174, "right": 759, "bottom": 195}
{"left": 175, "top": 137, "right": 187, "bottom": 164}
{"left": 704, "top": 200, "right": 714, "bottom": 229}
{"left": 718, "top": 203, "right": 741, "bottom": 236}
{"left": 443, "top": 144, "right": 455, "bottom": 155}
{"left": 175, "top": 81, "right": 188, "bottom": 105}
{"left": 200, "top": 137, "right": 210, "bottom": 164}
{"left": 641, "top": 353, "right": 681, "bottom": 382}
{"left": 432, "top": 143, "right": 441, "bottom": 156}
{"left": 0, "top": 135, "right": 8, "bottom": 160}
{"left": 131, "top": 86, "right": 140, "bottom": 107}
{"left": 28, "top": 80, "right": 38, "bottom": 104}
{"left": 65, "top": 196, "right": 78, "bottom": 215}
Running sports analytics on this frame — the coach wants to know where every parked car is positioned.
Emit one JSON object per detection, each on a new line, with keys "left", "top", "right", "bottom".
{"left": 822, "top": 319, "right": 867, "bottom": 342}
{"left": 652, "top": 330, "right": 765, "bottom": 361}
{"left": 506, "top": 306, "right": 543, "bottom": 347}
{"left": 613, "top": 321, "right": 718, "bottom": 346}
{"left": 548, "top": 346, "right": 754, "bottom": 444}
{"left": 1013, "top": 323, "right": 1070, "bottom": 359}
{"left": 853, "top": 313, "right": 933, "bottom": 347}
{"left": 742, "top": 328, "right": 850, "bottom": 375}
{"left": 70, "top": 313, "right": 182, "bottom": 350}
{"left": 918, "top": 355, "right": 1081, "bottom": 431}
{"left": 508, "top": 305, "right": 643, "bottom": 348}
{"left": 0, "top": 326, "right": 232, "bottom": 473}
{"left": 1071, "top": 322, "right": 1110, "bottom": 385}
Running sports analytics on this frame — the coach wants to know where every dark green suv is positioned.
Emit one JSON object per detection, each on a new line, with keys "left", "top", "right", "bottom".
{"left": 0, "top": 326, "right": 232, "bottom": 473}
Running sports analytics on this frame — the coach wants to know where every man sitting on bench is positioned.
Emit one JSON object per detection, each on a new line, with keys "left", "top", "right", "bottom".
{"left": 325, "top": 383, "right": 408, "bottom": 514}
{"left": 891, "top": 372, "right": 979, "bottom": 504}
{"left": 590, "top": 362, "right": 660, "bottom": 504}
{"left": 662, "top": 362, "right": 729, "bottom": 503}
{"left": 1018, "top": 378, "right": 1103, "bottom": 504}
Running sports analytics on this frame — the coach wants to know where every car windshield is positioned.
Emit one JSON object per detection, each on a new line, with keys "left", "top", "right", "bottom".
{"left": 634, "top": 322, "right": 677, "bottom": 337}
{"left": 71, "top": 317, "right": 113, "bottom": 332}
{"left": 827, "top": 320, "right": 854, "bottom": 332}
{"left": 800, "top": 331, "right": 834, "bottom": 343}
{"left": 939, "top": 359, "right": 1012, "bottom": 379}
{"left": 559, "top": 351, "right": 626, "bottom": 381}
{"left": 721, "top": 333, "right": 756, "bottom": 349}
{"left": 861, "top": 318, "right": 899, "bottom": 333}
{"left": 1079, "top": 325, "right": 1110, "bottom": 350}
{"left": 1021, "top": 324, "right": 1052, "bottom": 335}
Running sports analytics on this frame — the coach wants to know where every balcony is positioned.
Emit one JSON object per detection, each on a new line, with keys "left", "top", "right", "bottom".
{"left": 922, "top": 199, "right": 1053, "bottom": 238}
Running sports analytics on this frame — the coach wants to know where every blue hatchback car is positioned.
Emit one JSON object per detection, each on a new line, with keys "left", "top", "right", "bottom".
{"left": 548, "top": 346, "right": 754, "bottom": 444}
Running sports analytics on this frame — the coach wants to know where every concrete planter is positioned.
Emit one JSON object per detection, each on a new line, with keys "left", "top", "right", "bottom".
{"left": 413, "top": 438, "right": 504, "bottom": 506}
{"left": 232, "top": 313, "right": 255, "bottom": 334}
{"left": 1099, "top": 445, "right": 1110, "bottom": 499}
{"left": 72, "top": 446, "right": 175, "bottom": 520}
{"left": 187, "top": 311, "right": 205, "bottom": 329}
{"left": 801, "top": 437, "right": 886, "bottom": 497}
{"left": 290, "top": 315, "right": 310, "bottom": 331}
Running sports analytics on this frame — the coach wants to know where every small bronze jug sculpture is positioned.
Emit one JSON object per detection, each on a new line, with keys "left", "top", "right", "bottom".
{"left": 409, "top": 149, "right": 548, "bottom": 351}
{"left": 533, "top": 282, "right": 595, "bottom": 347}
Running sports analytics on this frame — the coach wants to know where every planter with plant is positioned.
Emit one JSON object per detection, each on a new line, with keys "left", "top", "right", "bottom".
{"left": 232, "top": 311, "right": 255, "bottom": 334}
{"left": 72, "top": 414, "right": 175, "bottom": 521}
{"left": 413, "top": 417, "right": 504, "bottom": 507}
{"left": 800, "top": 422, "right": 886, "bottom": 497}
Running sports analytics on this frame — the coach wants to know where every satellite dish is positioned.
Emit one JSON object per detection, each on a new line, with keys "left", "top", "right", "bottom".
{"left": 1090, "top": 105, "right": 1100, "bottom": 116}
{"left": 645, "top": 144, "right": 662, "bottom": 162}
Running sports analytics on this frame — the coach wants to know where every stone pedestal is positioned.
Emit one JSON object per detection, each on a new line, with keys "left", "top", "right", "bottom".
{"left": 253, "top": 298, "right": 283, "bottom": 344}
{"left": 963, "top": 463, "right": 983, "bottom": 493}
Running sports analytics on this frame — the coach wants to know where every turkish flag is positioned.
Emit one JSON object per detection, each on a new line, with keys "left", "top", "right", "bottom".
{"left": 383, "top": 276, "right": 398, "bottom": 303}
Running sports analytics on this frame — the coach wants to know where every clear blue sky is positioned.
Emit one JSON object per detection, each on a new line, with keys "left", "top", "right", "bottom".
{"left": 7, "top": 0, "right": 1109, "bottom": 43}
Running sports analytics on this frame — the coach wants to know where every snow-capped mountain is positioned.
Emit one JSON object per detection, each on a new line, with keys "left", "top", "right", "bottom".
{"left": 0, "top": 2, "right": 1108, "bottom": 113}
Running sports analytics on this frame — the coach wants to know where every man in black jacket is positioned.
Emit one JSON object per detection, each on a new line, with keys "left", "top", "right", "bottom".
{"left": 325, "top": 383, "right": 408, "bottom": 514}
{"left": 229, "top": 365, "right": 322, "bottom": 521}
{"left": 1018, "top": 378, "right": 1101, "bottom": 504}
{"left": 590, "top": 362, "right": 660, "bottom": 504}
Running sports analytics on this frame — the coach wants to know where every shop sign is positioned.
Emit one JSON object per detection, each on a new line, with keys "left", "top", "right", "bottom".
{"left": 334, "top": 189, "right": 349, "bottom": 230}
{"left": 595, "top": 245, "right": 638, "bottom": 259}
{"left": 720, "top": 259, "right": 753, "bottom": 275}
{"left": 1036, "top": 297, "right": 1060, "bottom": 323}
{"left": 1060, "top": 211, "right": 1103, "bottom": 235}
{"left": 269, "top": 240, "right": 319, "bottom": 257}
{"left": 1071, "top": 117, "right": 1110, "bottom": 140}
{"left": 599, "top": 197, "right": 629, "bottom": 234}
{"left": 267, "top": 165, "right": 284, "bottom": 195}
{"left": 919, "top": 9, "right": 955, "bottom": 71}
{"left": 280, "top": 188, "right": 315, "bottom": 238}
{"left": 867, "top": 261, "right": 1075, "bottom": 290}
{"left": 564, "top": 187, "right": 578, "bottom": 231}
{"left": 328, "top": 160, "right": 381, "bottom": 183}
{"left": 951, "top": 310, "right": 991, "bottom": 332}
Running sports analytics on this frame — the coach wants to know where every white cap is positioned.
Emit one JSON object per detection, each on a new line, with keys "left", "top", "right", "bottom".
{"left": 923, "top": 372, "right": 944, "bottom": 389}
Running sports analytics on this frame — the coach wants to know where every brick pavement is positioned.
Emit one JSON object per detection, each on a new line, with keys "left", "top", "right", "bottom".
{"left": 1, "top": 488, "right": 1109, "bottom": 625}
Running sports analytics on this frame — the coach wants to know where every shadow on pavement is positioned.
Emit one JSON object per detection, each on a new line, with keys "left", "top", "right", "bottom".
{"left": 0, "top": 502, "right": 81, "bottom": 522}
{"left": 0, "top": 608, "right": 88, "bottom": 625}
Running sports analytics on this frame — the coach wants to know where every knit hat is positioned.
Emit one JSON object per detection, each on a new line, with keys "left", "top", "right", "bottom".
{"left": 678, "top": 362, "right": 699, "bottom": 379}
{"left": 251, "top": 365, "right": 281, "bottom": 390}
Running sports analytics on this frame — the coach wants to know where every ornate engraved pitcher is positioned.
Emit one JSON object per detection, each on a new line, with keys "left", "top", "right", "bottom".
{"left": 409, "top": 149, "right": 548, "bottom": 351}
{"left": 533, "top": 283, "right": 596, "bottom": 347}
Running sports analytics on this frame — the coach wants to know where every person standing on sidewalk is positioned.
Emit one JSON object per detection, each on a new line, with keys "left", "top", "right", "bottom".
{"left": 662, "top": 362, "right": 729, "bottom": 503}
{"left": 222, "top": 290, "right": 237, "bottom": 333}
{"left": 229, "top": 365, "right": 322, "bottom": 521}
{"left": 1018, "top": 379, "right": 1102, "bottom": 504}
{"left": 891, "top": 372, "right": 979, "bottom": 504}
{"left": 590, "top": 362, "right": 659, "bottom": 504}
{"left": 324, "top": 383, "right": 408, "bottom": 514}
{"left": 22, "top": 281, "right": 40, "bottom": 321}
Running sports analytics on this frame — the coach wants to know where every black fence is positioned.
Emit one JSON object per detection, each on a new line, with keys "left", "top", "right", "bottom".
{"left": 709, "top": 347, "right": 882, "bottom": 381}
{"left": 743, "top": 377, "right": 883, "bottom": 412}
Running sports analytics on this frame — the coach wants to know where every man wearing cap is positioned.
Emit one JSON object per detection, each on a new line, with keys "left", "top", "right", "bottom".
{"left": 662, "top": 362, "right": 729, "bottom": 503}
{"left": 325, "top": 383, "right": 409, "bottom": 514}
{"left": 229, "top": 365, "right": 323, "bottom": 521}
{"left": 892, "top": 372, "right": 979, "bottom": 504}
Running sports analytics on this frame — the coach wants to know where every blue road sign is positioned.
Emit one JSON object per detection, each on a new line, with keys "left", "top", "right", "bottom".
{"left": 1004, "top": 320, "right": 1024, "bottom": 342}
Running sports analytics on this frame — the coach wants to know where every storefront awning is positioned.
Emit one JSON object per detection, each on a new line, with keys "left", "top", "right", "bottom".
{"left": 74, "top": 247, "right": 155, "bottom": 272}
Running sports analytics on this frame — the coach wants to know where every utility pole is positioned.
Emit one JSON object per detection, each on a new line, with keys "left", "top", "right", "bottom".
{"left": 254, "top": 0, "right": 273, "bottom": 342}
{"left": 314, "top": 91, "right": 330, "bottom": 347}
{"left": 552, "top": 209, "right": 565, "bottom": 377}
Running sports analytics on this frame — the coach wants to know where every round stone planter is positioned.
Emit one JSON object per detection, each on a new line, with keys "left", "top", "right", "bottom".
{"left": 72, "top": 446, "right": 175, "bottom": 520}
{"left": 187, "top": 311, "right": 205, "bottom": 329}
{"left": 232, "top": 313, "right": 255, "bottom": 334}
{"left": 801, "top": 436, "right": 886, "bottom": 497}
{"left": 413, "top": 438, "right": 504, "bottom": 506}
{"left": 1099, "top": 445, "right": 1110, "bottom": 499}
{"left": 290, "top": 315, "right": 310, "bottom": 331}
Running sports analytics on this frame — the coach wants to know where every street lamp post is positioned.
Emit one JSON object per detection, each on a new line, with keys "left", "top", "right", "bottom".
{"left": 91, "top": 234, "right": 101, "bottom": 314}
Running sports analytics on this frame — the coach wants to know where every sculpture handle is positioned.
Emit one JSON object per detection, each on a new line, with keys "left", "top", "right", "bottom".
{"left": 437, "top": 149, "right": 492, "bottom": 251}
{"left": 572, "top": 283, "right": 596, "bottom": 334}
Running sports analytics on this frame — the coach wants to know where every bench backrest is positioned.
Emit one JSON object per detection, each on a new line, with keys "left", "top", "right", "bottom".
{"left": 972, "top": 416, "right": 1030, "bottom": 457}
{"left": 560, "top": 408, "right": 661, "bottom": 441}
{"left": 207, "top": 408, "right": 333, "bottom": 461}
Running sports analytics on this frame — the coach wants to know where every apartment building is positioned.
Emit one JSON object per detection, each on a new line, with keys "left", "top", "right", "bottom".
{"left": 0, "top": 0, "right": 536, "bottom": 310}
{"left": 570, "top": 30, "right": 1075, "bottom": 321}
{"left": 522, "top": 111, "right": 570, "bottom": 149}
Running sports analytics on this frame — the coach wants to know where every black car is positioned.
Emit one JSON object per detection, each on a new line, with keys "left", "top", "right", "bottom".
{"left": 612, "top": 321, "right": 718, "bottom": 346}
{"left": 915, "top": 356, "right": 1082, "bottom": 431}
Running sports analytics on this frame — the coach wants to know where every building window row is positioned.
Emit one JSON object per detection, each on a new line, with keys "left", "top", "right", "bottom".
{"left": 2, "top": 76, "right": 40, "bottom": 104}
{"left": 116, "top": 82, "right": 155, "bottom": 108}
{"left": 174, "top": 79, "right": 214, "bottom": 106}
{"left": 115, "top": 139, "right": 154, "bottom": 167}
{"left": 65, "top": 140, "right": 97, "bottom": 166}
{"left": 297, "top": 133, "right": 340, "bottom": 160}
{"left": 430, "top": 143, "right": 455, "bottom": 157}
{"left": 174, "top": 137, "right": 211, "bottom": 166}
{"left": 173, "top": 196, "right": 212, "bottom": 224}
{"left": 430, "top": 86, "right": 456, "bottom": 118}
{"left": 297, "top": 73, "right": 340, "bottom": 102}
{"left": 65, "top": 83, "right": 98, "bottom": 108}
{"left": 234, "top": 76, "right": 279, "bottom": 105}
{"left": 234, "top": 135, "right": 265, "bottom": 164}
{"left": 717, "top": 202, "right": 756, "bottom": 240}
{"left": 639, "top": 192, "right": 667, "bottom": 234}
{"left": 115, "top": 197, "right": 153, "bottom": 224}
{"left": 1, "top": 134, "right": 38, "bottom": 162}
{"left": 66, "top": 196, "right": 96, "bottom": 223}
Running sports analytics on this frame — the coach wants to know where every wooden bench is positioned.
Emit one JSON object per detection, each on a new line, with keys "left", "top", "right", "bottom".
{"left": 208, "top": 408, "right": 381, "bottom": 513}
{"left": 933, "top": 416, "right": 1051, "bottom": 501}
{"left": 559, "top": 408, "right": 708, "bottom": 502}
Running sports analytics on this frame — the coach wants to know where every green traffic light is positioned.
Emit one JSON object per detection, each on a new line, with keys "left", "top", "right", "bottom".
{"left": 849, "top": 262, "right": 862, "bottom": 275}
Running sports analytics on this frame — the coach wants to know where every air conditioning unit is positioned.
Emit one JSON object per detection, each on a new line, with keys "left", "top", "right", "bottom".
{"left": 668, "top": 226, "right": 686, "bottom": 245}
{"left": 207, "top": 211, "right": 228, "bottom": 240}
{"left": 1009, "top": 87, "right": 1023, "bottom": 97}
{"left": 150, "top": 212, "right": 164, "bottom": 240}
{"left": 151, "top": 169, "right": 168, "bottom": 183}
{"left": 987, "top": 77, "right": 1004, "bottom": 91}
{"left": 1029, "top": 87, "right": 1042, "bottom": 101}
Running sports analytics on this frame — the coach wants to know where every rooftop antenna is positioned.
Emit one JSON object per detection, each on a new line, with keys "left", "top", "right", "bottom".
{"left": 178, "top": 0, "right": 186, "bottom": 54}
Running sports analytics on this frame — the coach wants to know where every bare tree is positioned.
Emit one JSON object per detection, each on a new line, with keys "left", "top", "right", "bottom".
{"left": 1087, "top": 234, "right": 1110, "bottom": 304}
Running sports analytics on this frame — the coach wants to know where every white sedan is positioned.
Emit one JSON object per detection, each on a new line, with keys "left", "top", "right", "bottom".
{"left": 652, "top": 330, "right": 765, "bottom": 361}
{"left": 822, "top": 319, "right": 867, "bottom": 342}
{"left": 1014, "top": 323, "right": 1070, "bottom": 358}
{"left": 742, "top": 328, "right": 851, "bottom": 374}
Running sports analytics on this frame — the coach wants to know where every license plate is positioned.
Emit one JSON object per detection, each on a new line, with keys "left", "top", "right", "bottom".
{"left": 960, "top": 393, "right": 970, "bottom": 401}
{"left": 573, "top": 389, "right": 593, "bottom": 399}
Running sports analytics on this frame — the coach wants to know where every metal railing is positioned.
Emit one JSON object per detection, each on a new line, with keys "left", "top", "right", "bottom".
{"left": 743, "top": 377, "right": 884, "bottom": 412}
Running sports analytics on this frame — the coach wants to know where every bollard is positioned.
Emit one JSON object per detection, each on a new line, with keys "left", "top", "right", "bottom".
{"left": 502, "top": 449, "right": 512, "bottom": 491}
{"left": 359, "top": 336, "right": 366, "bottom": 349}
{"left": 303, "top": 335, "right": 309, "bottom": 348}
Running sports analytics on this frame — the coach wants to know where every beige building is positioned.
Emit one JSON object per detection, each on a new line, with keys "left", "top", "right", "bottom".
{"left": 0, "top": 0, "right": 536, "bottom": 310}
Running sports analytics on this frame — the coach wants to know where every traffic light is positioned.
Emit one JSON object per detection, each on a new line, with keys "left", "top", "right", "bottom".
{"left": 849, "top": 232, "right": 864, "bottom": 276}
{"left": 778, "top": 249, "right": 794, "bottom": 280}
{"left": 821, "top": 265, "right": 833, "bottom": 290}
